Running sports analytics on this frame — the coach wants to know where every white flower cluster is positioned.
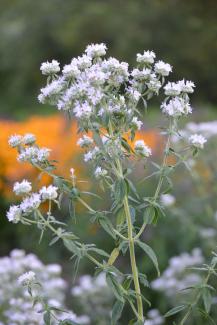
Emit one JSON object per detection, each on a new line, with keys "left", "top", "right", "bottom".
{"left": 18, "top": 270, "right": 36, "bottom": 286}
{"left": 38, "top": 44, "right": 175, "bottom": 127}
{"left": 18, "top": 147, "right": 51, "bottom": 164}
{"left": 189, "top": 133, "right": 207, "bottom": 149}
{"left": 40, "top": 185, "right": 58, "bottom": 201}
{"left": 71, "top": 273, "right": 112, "bottom": 324}
{"left": 71, "top": 273, "right": 108, "bottom": 296}
{"left": 135, "top": 140, "right": 152, "bottom": 157}
{"left": 0, "top": 249, "right": 89, "bottom": 324}
{"left": 40, "top": 60, "right": 60, "bottom": 75}
{"left": 161, "top": 97, "right": 192, "bottom": 117}
{"left": 161, "top": 79, "right": 195, "bottom": 117}
{"left": 151, "top": 248, "right": 203, "bottom": 297}
{"left": 154, "top": 60, "right": 172, "bottom": 76}
{"left": 144, "top": 309, "right": 164, "bottom": 325}
{"left": 7, "top": 182, "right": 58, "bottom": 223}
{"left": 8, "top": 133, "right": 36, "bottom": 148}
{"left": 172, "top": 123, "right": 208, "bottom": 150}
{"left": 13, "top": 180, "right": 32, "bottom": 196}
{"left": 38, "top": 44, "right": 195, "bottom": 174}
{"left": 8, "top": 133, "right": 51, "bottom": 165}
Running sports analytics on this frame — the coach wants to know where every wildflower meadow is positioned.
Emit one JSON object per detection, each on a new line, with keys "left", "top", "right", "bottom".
{"left": 2, "top": 42, "right": 217, "bottom": 325}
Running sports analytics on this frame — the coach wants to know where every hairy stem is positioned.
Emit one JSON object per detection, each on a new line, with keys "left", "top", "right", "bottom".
{"left": 124, "top": 195, "right": 144, "bottom": 321}
{"left": 116, "top": 157, "right": 144, "bottom": 321}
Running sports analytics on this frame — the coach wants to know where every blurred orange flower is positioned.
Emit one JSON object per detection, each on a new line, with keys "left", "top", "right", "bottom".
{"left": 0, "top": 114, "right": 161, "bottom": 199}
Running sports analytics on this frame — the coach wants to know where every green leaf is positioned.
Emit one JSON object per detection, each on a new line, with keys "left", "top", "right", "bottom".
{"left": 136, "top": 240, "right": 160, "bottom": 276}
{"left": 89, "top": 247, "right": 109, "bottom": 258}
{"left": 130, "top": 206, "right": 136, "bottom": 224}
{"left": 114, "top": 178, "right": 127, "bottom": 204}
{"left": 164, "top": 305, "right": 186, "bottom": 317}
{"left": 99, "top": 217, "right": 116, "bottom": 239}
{"left": 111, "top": 300, "right": 125, "bottom": 324}
{"left": 143, "top": 206, "right": 156, "bottom": 224}
{"left": 63, "top": 239, "right": 81, "bottom": 258}
{"left": 106, "top": 273, "right": 124, "bottom": 303}
{"left": 43, "top": 311, "right": 51, "bottom": 325}
{"left": 138, "top": 273, "right": 150, "bottom": 288}
{"left": 202, "top": 288, "right": 212, "bottom": 313}
{"left": 59, "top": 320, "right": 80, "bottom": 325}
{"left": 116, "top": 208, "right": 125, "bottom": 226}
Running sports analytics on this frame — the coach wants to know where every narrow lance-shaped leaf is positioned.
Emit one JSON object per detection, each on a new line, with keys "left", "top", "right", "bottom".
{"left": 136, "top": 240, "right": 160, "bottom": 276}
{"left": 164, "top": 305, "right": 187, "bottom": 317}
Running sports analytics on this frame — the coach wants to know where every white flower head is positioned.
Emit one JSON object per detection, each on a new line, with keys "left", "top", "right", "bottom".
{"left": 84, "top": 147, "right": 99, "bottom": 162}
{"left": 23, "top": 133, "right": 36, "bottom": 145}
{"left": 178, "top": 80, "right": 195, "bottom": 93}
{"left": 85, "top": 43, "right": 107, "bottom": 58}
{"left": 155, "top": 60, "right": 172, "bottom": 76}
{"left": 8, "top": 134, "right": 23, "bottom": 148}
{"left": 131, "top": 68, "right": 151, "bottom": 80}
{"left": 38, "top": 78, "right": 65, "bottom": 104}
{"left": 189, "top": 134, "right": 207, "bottom": 149}
{"left": 40, "top": 60, "right": 60, "bottom": 75}
{"left": 62, "top": 62, "right": 80, "bottom": 79}
{"left": 147, "top": 78, "right": 161, "bottom": 93}
{"left": 73, "top": 101, "right": 92, "bottom": 119}
{"left": 40, "top": 185, "right": 58, "bottom": 201}
{"left": 20, "top": 193, "right": 41, "bottom": 214}
{"left": 135, "top": 140, "right": 152, "bottom": 157}
{"left": 36, "top": 148, "right": 51, "bottom": 162}
{"left": 18, "top": 271, "right": 36, "bottom": 286}
{"left": 127, "top": 88, "right": 141, "bottom": 102}
{"left": 131, "top": 117, "right": 143, "bottom": 130}
{"left": 161, "top": 97, "right": 192, "bottom": 117}
{"left": 13, "top": 180, "right": 32, "bottom": 196}
{"left": 7, "top": 205, "right": 22, "bottom": 223}
{"left": 164, "top": 82, "right": 181, "bottom": 96}
{"left": 94, "top": 167, "right": 108, "bottom": 178}
{"left": 136, "top": 50, "right": 156, "bottom": 64}
{"left": 17, "top": 147, "right": 37, "bottom": 162}
{"left": 77, "top": 135, "right": 93, "bottom": 148}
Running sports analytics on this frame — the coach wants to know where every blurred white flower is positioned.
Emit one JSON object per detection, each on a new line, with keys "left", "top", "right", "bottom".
{"left": 189, "top": 134, "right": 207, "bottom": 149}
{"left": 18, "top": 271, "right": 36, "bottom": 286}
{"left": 160, "top": 194, "right": 176, "bottom": 207}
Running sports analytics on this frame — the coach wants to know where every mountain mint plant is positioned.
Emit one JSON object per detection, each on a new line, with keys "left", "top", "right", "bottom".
{"left": 7, "top": 43, "right": 208, "bottom": 324}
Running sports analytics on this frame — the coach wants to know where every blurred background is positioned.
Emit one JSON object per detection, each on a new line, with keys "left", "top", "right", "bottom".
{"left": 0, "top": 1, "right": 217, "bottom": 324}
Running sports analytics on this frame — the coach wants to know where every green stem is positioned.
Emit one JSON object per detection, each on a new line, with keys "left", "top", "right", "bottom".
{"left": 115, "top": 156, "right": 144, "bottom": 321}
{"left": 108, "top": 118, "right": 144, "bottom": 321}
{"left": 154, "top": 118, "right": 173, "bottom": 201}
{"left": 135, "top": 119, "right": 174, "bottom": 241}
{"left": 123, "top": 195, "right": 144, "bottom": 321}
